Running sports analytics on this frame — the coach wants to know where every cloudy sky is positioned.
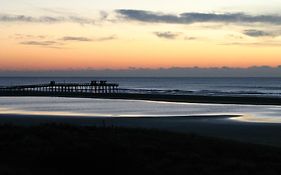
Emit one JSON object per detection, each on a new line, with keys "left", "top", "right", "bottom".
{"left": 1, "top": 0, "right": 281, "bottom": 71}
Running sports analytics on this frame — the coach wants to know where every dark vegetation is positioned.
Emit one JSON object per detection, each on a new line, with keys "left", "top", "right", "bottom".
{"left": 0, "top": 124, "right": 280, "bottom": 175}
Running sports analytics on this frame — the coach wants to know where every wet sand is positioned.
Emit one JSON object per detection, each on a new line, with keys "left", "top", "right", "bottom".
{"left": 1, "top": 114, "right": 281, "bottom": 147}
{"left": 1, "top": 93, "right": 281, "bottom": 147}
{"left": 2, "top": 92, "right": 281, "bottom": 105}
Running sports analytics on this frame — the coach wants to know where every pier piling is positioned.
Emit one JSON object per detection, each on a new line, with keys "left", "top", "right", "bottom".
{"left": 0, "top": 80, "right": 119, "bottom": 95}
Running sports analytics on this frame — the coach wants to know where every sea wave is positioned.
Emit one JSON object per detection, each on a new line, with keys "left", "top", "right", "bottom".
{"left": 120, "top": 88, "right": 281, "bottom": 97}
{"left": 217, "top": 85, "right": 281, "bottom": 90}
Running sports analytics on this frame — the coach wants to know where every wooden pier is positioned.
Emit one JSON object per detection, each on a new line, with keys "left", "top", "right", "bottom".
{"left": 0, "top": 81, "right": 119, "bottom": 94}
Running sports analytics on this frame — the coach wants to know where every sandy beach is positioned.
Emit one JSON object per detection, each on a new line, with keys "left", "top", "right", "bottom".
{"left": 1, "top": 94, "right": 281, "bottom": 147}
{"left": 2, "top": 92, "right": 281, "bottom": 105}
{"left": 1, "top": 113, "right": 281, "bottom": 147}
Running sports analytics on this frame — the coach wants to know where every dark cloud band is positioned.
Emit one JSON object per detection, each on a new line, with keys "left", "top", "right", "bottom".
{"left": 18, "top": 35, "right": 117, "bottom": 49}
{"left": 60, "top": 35, "right": 117, "bottom": 42}
{"left": 60, "top": 36, "right": 93, "bottom": 42}
{"left": 243, "top": 29, "right": 276, "bottom": 37}
{"left": 20, "top": 41, "right": 60, "bottom": 46}
{"left": 2, "top": 66, "right": 281, "bottom": 77}
{"left": 116, "top": 9, "right": 281, "bottom": 25}
{"left": 0, "top": 14, "right": 95, "bottom": 24}
{"left": 154, "top": 32, "right": 180, "bottom": 39}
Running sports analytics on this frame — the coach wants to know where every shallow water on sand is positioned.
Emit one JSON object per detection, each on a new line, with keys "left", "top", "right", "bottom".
{"left": 0, "top": 97, "right": 281, "bottom": 123}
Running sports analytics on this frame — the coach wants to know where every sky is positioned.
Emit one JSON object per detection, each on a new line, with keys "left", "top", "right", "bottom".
{"left": 1, "top": 0, "right": 281, "bottom": 72}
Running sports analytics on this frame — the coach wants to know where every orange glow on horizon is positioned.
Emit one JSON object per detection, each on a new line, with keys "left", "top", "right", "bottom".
{"left": 1, "top": 21, "right": 280, "bottom": 71}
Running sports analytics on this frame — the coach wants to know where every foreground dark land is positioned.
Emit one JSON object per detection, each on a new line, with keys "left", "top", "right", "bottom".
{"left": 0, "top": 124, "right": 281, "bottom": 175}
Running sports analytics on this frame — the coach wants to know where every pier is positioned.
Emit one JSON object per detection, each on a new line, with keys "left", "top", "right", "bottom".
{"left": 0, "top": 81, "right": 119, "bottom": 94}
{"left": 2, "top": 81, "right": 281, "bottom": 106}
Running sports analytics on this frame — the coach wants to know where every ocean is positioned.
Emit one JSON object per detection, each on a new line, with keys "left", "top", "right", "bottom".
{"left": 1, "top": 77, "right": 281, "bottom": 97}
{"left": 0, "top": 77, "right": 281, "bottom": 123}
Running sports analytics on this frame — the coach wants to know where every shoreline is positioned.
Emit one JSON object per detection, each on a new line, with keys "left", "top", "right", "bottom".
{"left": 1, "top": 94, "right": 281, "bottom": 146}
{"left": 1, "top": 92, "right": 281, "bottom": 105}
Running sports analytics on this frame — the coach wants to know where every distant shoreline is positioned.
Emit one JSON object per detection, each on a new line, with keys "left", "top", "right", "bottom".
{"left": 1, "top": 92, "right": 281, "bottom": 105}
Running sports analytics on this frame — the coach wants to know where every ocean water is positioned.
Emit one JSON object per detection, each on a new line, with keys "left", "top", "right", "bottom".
{"left": 0, "top": 97, "right": 281, "bottom": 123}
{"left": 1, "top": 77, "right": 281, "bottom": 97}
{"left": 0, "top": 77, "right": 281, "bottom": 123}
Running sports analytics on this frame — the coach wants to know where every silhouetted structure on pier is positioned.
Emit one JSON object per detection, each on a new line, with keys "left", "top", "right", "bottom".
{"left": 0, "top": 81, "right": 119, "bottom": 94}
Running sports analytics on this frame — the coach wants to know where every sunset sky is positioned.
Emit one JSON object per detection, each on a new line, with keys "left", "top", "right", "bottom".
{"left": 1, "top": 0, "right": 281, "bottom": 71}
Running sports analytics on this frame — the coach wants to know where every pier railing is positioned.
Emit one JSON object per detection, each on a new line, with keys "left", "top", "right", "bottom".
{"left": 0, "top": 81, "right": 119, "bottom": 94}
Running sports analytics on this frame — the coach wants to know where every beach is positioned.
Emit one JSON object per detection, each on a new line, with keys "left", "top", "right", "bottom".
{"left": 0, "top": 94, "right": 281, "bottom": 147}
{"left": 1, "top": 113, "right": 281, "bottom": 174}
{"left": 1, "top": 124, "right": 281, "bottom": 175}
{"left": 2, "top": 91, "right": 281, "bottom": 105}
{"left": 1, "top": 78, "right": 281, "bottom": 174}
{"left": 1, "top": 113, "right": 281, "bottom": 147}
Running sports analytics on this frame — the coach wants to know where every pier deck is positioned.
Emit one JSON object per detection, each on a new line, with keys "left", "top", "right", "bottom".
{"left": 0, "top": 81, "right": 119, "bottom": 94}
